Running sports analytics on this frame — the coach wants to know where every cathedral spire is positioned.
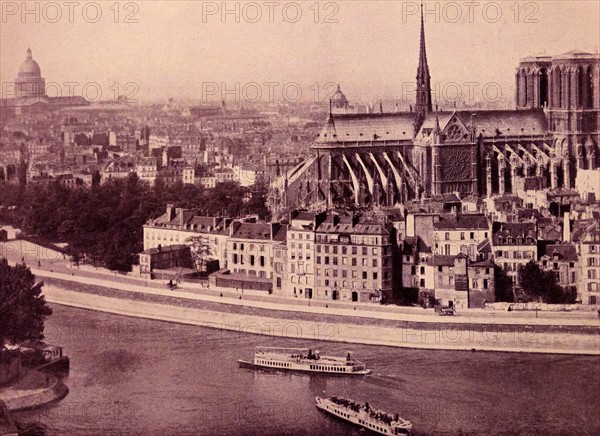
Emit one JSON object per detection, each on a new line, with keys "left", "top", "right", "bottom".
{"left": 415, "top": 2, "right": 432, "bottom": 119}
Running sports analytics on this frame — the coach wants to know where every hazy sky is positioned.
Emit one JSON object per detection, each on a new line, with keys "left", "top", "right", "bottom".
{"left": 1, "top": 1, "right": 599, "bottom": 104}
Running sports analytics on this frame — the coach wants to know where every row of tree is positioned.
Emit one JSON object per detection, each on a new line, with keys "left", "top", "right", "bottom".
{"left": 0, "top": 175, "right": 270, "bottom": 272}
{"left": 494, "top": 260, "right": 574, "bottom": 304}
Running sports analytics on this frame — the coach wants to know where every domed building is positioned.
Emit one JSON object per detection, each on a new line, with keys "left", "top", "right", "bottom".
{"left": 1, "top": 47, "right": 88, "bottom": 117}
{"left": 14, "top": 48, "right": 46, "bottom": 99}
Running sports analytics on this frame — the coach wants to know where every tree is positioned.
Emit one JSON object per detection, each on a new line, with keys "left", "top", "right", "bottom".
{"left": 0, "top": 259, "right": 52, "bottom": 345}
{"left": 518, "top": 260, "right": 567, "bottom": 304}
{"left": 494, "top": 265, "right": 514, "bottom": 302}
{"left": 186, "top": 235, "right": 214, "bottom": 272}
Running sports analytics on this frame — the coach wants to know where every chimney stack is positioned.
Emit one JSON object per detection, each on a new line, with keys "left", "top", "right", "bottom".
{"left": 166, "top": 204, "right": 175, "bottom": 222}
{"left": 563, "top": 211, "right": 571, "bottom": 242}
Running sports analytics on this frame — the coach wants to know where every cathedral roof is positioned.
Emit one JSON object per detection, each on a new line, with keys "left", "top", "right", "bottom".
{"left": 316, "top": 112, "right": 415, "bottom": 143}
{"left": 554, "top": 49, "right": 599, "bottom": 60}
{"left": 18, "top": 48, "right": 42, "bottom": 77}
{"left": 458, "top": 109, "right": 547, "bottom": 137}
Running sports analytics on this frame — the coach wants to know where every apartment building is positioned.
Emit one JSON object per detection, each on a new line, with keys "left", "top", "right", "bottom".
{"left": 573, "top": 221, "right": 600, "bottom": 304}
{"left": 433, "top": 214, "right": 490, "bottom": 260}
{"left": 492, "top": 222, "right": 537, "bottom": 288}
{"left": 313, "top": 214, "right": 395, "bottom": 303}
{"left": 143, "top": 204, "right": 231, "bottom": 269}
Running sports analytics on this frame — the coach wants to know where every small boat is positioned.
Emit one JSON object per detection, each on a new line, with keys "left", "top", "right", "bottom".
{"left": 238, "top": 347, "right": 371, "bottom": 375}
{"left": 315, "top": 396, "right": 413, "bottom": 435}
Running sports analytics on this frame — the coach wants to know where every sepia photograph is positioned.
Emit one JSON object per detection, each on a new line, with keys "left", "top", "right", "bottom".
{"left": 1, "top": 1, "right": 599, "bottom": 434}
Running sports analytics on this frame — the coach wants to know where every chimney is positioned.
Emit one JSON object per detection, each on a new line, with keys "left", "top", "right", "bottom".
{"left": 176, "top": 208, "right": 184, "bottom": 227}
{"left": 563, "top": 211, "right": 571, "bottom": 242}
{"left": 166, "top": 203, "right": 175, "bottom": 221}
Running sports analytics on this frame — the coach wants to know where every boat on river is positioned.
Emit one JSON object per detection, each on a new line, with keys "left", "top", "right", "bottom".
{"left": 315, "top": 396, "right": 413, "bottom": 435}
{"left": 238, "top": 347, "right": 371, "bottom": 375}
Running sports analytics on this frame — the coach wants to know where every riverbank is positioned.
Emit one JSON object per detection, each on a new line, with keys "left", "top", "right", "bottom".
{"left": 0, "top": 368, "right": 68, "bottom": 412}
{"left": 1, "top": 241, "right": 598, "bottom": 354}
{"left": 42, "top": 279, "right": 600, "bottom": 355}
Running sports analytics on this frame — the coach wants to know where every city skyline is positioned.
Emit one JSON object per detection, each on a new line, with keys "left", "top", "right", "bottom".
{"left": 1, "top": 1, "right": 599, "bottom": 103}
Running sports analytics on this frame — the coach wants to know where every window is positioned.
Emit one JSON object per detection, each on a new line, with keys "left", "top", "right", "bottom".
{"left": 362, "top": 259, "right": 368, "bottom": 266}
{"left": 362, "top": 247, "right": 368, "bottom": 255}
{"left": 483, "top": 279, "right": 488, "bottom": 289}
{"left": 233, "top": 243, "right": 237, "bottom": 250}
{"left": 420, "top": 267, "right": 425, "bottom": 275}
{"left": 352, "top": 258, "right": 357, "bottom": 266}
{"left": 352, "top": 247, "right": 357, "bottom": 255}
{"left": 233, "top": 254, "right": 238, "bottom": 264}
{"left": 362, "top": 271, "right": 368, "bottom": 279}
{"left": 460, "top": 232, "right": 465, "bottom": 240}
{"left": 325, "top": 279, "right": 329, "bottom": 286}
{"left": 411, "top": 266, "right": 416, "bottom": 275}
{"left": 470, "top": 232, "right": 475, "bottom": 240}
{"left": 325, "top": 256, "right": 330, "bottom": 265}
{"left": 316, "top": 256, "right": 321, "bottom": 264}
{"left": 316, "top": 245, "right": 321, "bottom": 253}
{"left": 445, "top": 232, "right": 450, "bottom": 240}
{"left": 372, "top": 248, "right": 378, "bottom": 255}
{"left": 342, "top": 257, "right": 348, "bottom": 265}
{"left": 438, "top": 266, "right": 443, "bottom": 272}
{"left": 250, "top": 255, "right": 255, "bottom": 266}
{"left": 373, "top": 272, "right": 377, "bottom": 280}
{"left": 372, "top": 259, "right": 378, "bottom": 267}
{"left": 342, "top": 270, "right": 347, "bottom": 278}
{"left": 260, "top": 256, "right": 265, "bottom": 267}
{"left": 352, "top": 270, "right": 357, "bottom": 279}
{"left": 324, "top": 246, "right": 329, "bottom": 254}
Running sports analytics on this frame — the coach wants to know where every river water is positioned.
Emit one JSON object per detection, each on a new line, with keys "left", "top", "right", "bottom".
{"left": 14, "top": 304, "right": 600, "bottom": 435}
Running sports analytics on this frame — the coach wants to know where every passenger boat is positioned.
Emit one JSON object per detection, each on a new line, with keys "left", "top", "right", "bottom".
{"left": 315, "top": 396, "right": 413, "bottom": 435}
{"left": 238, "top": 347, "right": 371, "bottom": 375}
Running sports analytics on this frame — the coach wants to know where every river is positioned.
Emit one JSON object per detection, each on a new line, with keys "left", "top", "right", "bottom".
{"left": 14, "top": 304, "right": 600, "bottom": 435}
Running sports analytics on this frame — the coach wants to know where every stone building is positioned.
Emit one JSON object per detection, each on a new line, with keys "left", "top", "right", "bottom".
{"left": 313, "top": 213, "right": 395, "bottom": 303}
{"left": 492, "top": 222, "right": 538, "bottom": 289}
{"left": 572, "top": 221, "right": 600, "bottom": 304}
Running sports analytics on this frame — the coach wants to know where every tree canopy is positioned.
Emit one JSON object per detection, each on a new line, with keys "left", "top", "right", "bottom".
{"left": 518, "top": 260, "right": 569, "bottom": 304}
{"left": 0, "top": 175, "right": 270, "bottom": 272}
{"left": 0, "top": 259, "right": 52, "bottom": 345}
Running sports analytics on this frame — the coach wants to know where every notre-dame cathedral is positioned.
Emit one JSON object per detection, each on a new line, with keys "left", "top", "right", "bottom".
{"left": 270, "top": 6, "right": 599, "bottom": 212}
